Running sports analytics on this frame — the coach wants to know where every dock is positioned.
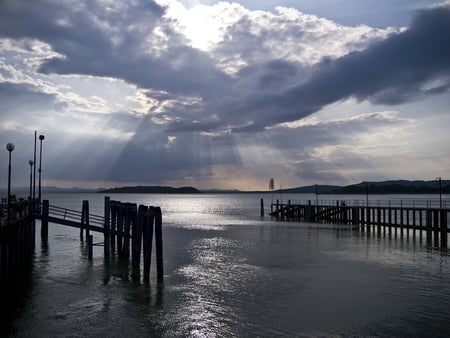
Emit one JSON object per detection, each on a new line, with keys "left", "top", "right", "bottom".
{"left": 1, "top": 197, "right": 163, "bottom": 284}
{"left": 268, "top": 199, "right": 449, "bottom": 247}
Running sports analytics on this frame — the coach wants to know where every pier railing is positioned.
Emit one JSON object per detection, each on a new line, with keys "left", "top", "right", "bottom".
{"left": 45, "top": 204, "right": 105, "bottom": 227}
{"left": 269, "top": 200, "right": 449, "bottom": 247}
{"left": 29, "top": 197, "right": 163, "bottom": 282}
{"left": 282, "top": 198, "right": 449, "bottom": 209}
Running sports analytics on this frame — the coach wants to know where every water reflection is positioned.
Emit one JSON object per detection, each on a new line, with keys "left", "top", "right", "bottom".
{"left": 4, "top": 193, "right": 450, "bottom": 336}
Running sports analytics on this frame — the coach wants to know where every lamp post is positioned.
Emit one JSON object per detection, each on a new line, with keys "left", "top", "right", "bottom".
{"left": 28, "top": 160, "right": 34, "bottom": 199}
{"left": 436, "top": 177, "right": 442, "bottom": 209}
{"left": 6, "top": 143, "right": 15, "bottom": 225}
{"left": 315, "top": 184, "right": 318, "bottom": 205}
{"left": 38, "top": 134, "right": 45, "bottom": 207}
{"left": 269, "top": 177, "right": 275, "bottom": 208}
{"left": 365, "top": 181, "right": 369, "bottom": 207}
{"left": 33, "top": 131, "right": 37, "bottom": 200}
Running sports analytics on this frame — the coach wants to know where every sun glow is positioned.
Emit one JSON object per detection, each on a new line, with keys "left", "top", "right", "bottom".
{"left": 160, "top": 1, "right": 242, "bottom": 51}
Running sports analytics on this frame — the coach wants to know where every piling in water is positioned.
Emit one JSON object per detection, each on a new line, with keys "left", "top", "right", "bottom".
{"left": 155, "top": 206, "right": 163, "bottom": 283}
{"left": 41, "top": 200, "right": 49, "bottom": 239}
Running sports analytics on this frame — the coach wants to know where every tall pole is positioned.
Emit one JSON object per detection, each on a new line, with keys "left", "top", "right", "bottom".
{"left": 6, "top": 143, "right": 15, "bottom": 226}
{"left": 436, "top": 177, "right": 442, "bottom": 208}
{"left": 280, "top": 184, "right": 283, "bottom": 205}
{"left": 38, "top": 134, "right": 45, "bottom": 207}
{"left": 29, "top": 160, "right": 34, "bottom": 199}
{"left": 33, "top": 131, "right": 37, "bottom": 200}
{"left": 315, "top": 184, "right": 318, "bottom": 205}
{"left": 365, "top": 181, "right": 369, "bottom": 207}
{"left": 269, "top": 178, "right": 274, "bottom": 213}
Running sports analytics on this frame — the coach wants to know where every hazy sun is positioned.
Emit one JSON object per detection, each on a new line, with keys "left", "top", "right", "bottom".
{"left": 159, "top": 1, "right": 237, "bottom": 51}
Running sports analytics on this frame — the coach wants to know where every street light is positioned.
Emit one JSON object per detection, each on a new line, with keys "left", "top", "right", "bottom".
{"left": 315, "top": 184, "right": 318, "bottom": 205}
{"left": 28, "top": 160, "right": 34, "bottom": 199}
{"left": 38, "top": 134, "right": 45, "bottom": 207}
{"left": 6, "top": 142, "right": 15, "bottom": 225}
{"left": 436, "top": 177, "right": 442, "bottom": 209}
{"left": 365, "top": 181, "right": 369, "bottom": 207}
{"left": 33, "top": 131, "right": 37, "bottom": 200}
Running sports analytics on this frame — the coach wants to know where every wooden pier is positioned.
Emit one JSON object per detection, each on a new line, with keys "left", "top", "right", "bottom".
{"left": 0, "top": 215, "right": 35, "bottom": 284}
{"left": 268, "top": 199, "right": 449, "bottom": 247}
{"left": 1, "top": 197, "right": 163, "bottom": 284}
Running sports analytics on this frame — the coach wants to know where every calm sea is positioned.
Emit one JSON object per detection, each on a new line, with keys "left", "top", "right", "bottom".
{"left": 1, "top": 193, "right": 450, "bottom": 337}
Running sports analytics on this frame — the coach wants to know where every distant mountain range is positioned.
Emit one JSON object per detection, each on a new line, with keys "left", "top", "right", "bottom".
{"left": 273, "top": 180, "right": 450, "bottom": 194}
{"left": 2, "top": 180, "right": 448, "bottom": 195}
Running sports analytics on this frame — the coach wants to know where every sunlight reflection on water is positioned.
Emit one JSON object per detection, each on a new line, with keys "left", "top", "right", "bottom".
{"left": 2, "top": 193, "right": 450, "bottom": 337}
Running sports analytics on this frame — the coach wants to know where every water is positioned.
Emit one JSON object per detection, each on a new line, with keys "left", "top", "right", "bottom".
{"left": 1, "top": 193, "right": 450, "bottom": 337}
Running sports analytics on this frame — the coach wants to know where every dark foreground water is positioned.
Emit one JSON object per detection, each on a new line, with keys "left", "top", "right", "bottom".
{"left": 1, "top": 193, "right": 450, "bottom": 337}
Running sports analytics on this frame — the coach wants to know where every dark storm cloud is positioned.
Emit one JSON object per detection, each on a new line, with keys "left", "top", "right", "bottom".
{"left": 182, "top": 6, "right": 450, "bottom": 132}
{"left": 0, "top": 0, "right": 231, "bottom": 99}
{"left": 195, "top": 5, "right": 450, "bottom": 133}
{"left": 2, "top": 1, "right": 448, "bottom": 137}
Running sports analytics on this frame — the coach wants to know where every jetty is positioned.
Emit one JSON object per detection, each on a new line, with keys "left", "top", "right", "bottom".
{"left": 0, "top": 197, "right": 163, "bottom": 284}
{"left": 267, "top": 199, "right": 449, "bottom": 247}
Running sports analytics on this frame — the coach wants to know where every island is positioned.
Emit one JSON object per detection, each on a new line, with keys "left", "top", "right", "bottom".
{"left": 99, "top": 186, "right": 201, "bottom": 194}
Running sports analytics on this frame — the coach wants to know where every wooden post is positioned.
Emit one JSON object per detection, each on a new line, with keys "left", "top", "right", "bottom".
{"left": 377, "top": 208, "right": 381, "bottom": 235}
{"left": 104, "top": 196, "right": 110, "bottom": 258}
{"left": 426, "top": 209, "right": 432, "bottom": 245}
{"left": 123, "top": 203, "right": 132, "bottom": 258}
{"left": 80, "top": 201, "right": 84, "bottom": 241}
{"left": 133, "top": 205, "right": 145, "bottom": 269}
{"left": 400, "top": 209, "right": 404, "bottom": 238}
{"left": 433, "top": 210, "right": 440, "bottom": 247}
{"left": 88, "top": 234, "right": 93, "bottom": 260}
{"left": 260, "top": 198, "right": 264, "bottom": 217}
{"left": 80, "top": 200, "right": 89, "bottom": 241}
{"left": 143, "top": 206, "right": 154, "bottom": 282}
{"left": 155, "top": 206, "right": 163, "bottom": 283}
{"left": 440, "top": 210, "right": 447, "bottom": 248}
{"left": 110, "top": 202, "right": 117, "bottom": 254}
{"left": 85, "top": 200, "right": 90, "bottom": 242}
{"left": 41, "top": 199, "right": 49, "bottom": 239}
{"left": 117, "top": 203, "right": 124, "bottom": 257}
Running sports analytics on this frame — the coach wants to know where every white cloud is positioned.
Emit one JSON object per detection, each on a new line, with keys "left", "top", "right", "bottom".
{"left": 0, "top": 0, "right": 449, "bottom": 189}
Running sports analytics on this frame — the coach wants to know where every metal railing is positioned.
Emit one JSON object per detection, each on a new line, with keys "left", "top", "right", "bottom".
{"left": 277, "top": 198, "right": 450, "bottom": 209}
{"left": 46, "top": 204, "right": 105, "bottom": 227}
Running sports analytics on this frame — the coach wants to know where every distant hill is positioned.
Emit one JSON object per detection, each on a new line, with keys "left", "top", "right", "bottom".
{"left": 200, "top": 188, "right": 241, "bottom": 193}
{"left": 333, "top": 180, "right": 450, "bottom": 194}
{"left": 99, "top": 186, "right": 201, "bottom": 194}
{"left": 270, "top": 180, "right": 450, "bottom": 194}
{"left": 277, "top": 185, "right": 341, "bottom": 194}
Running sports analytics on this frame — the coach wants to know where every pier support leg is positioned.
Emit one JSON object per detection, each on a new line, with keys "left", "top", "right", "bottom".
{"left": 433, "top": 210, "right": 439, "bottom": 247}
{"left": 440, "top": 210, "right": 447, "bottom": 248}
{"left": 132, "top": 206, "right": 145, "bottom": 271}
{"left": 155, "top": 207, "right": 163, "bottom": 283}
{"left": 143, "top": 207, "right": 154, "bottom": 282}
{"left": 41, "top": 200, "right": 49, "bottom": 239}
{"left": 104, "top": 197, "right": 110, "bottom": 259}
{"left": 88, "top": 234, "right": 93, "bottom": 260}
{"left": 123, "top": 204, "right": 132, "bottom": 259}
{"left": 110, "top": 203, "right": 117, "bottom": 255}
{"left": 80, "top": 200, "right": 89, "bottom": 241}
{"left": 117, "top": 204, "right": 124, "bottom": 257}
{"left": 426, "top": 210, "right": 432, "bottom": 245}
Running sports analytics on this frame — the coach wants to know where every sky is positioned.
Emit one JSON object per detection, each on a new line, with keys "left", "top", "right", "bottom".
{"left": 0, "top": 0, "right": 449, "bottom": 191}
